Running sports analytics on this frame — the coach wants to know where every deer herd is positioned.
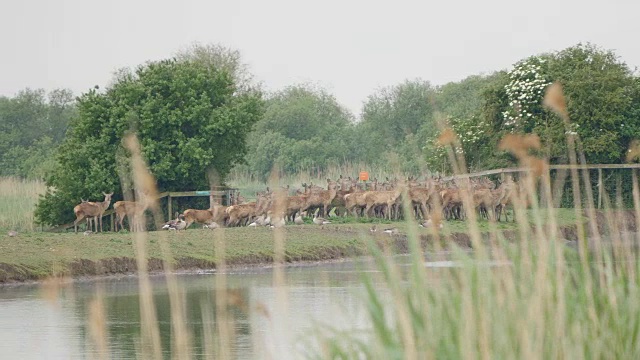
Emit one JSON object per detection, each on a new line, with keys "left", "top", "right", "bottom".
{"left": 72, "top": 174, "right": 525, "bottom": 233}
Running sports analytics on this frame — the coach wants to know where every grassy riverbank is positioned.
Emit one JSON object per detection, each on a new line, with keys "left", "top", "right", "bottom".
{"left": 0, "top": 209, "right": 583, "bottom": 283}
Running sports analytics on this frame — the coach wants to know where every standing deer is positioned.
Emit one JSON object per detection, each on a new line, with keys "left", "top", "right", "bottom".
{"left": 113, "top": 200, "right": 149, "bottom": 232}
{"left": 73, "top": 193, "right": 113, "bottom": 233}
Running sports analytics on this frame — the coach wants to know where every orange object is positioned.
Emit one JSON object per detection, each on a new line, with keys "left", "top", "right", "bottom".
{"left": 359, "top": 171, "right": 369, "bottom": 181}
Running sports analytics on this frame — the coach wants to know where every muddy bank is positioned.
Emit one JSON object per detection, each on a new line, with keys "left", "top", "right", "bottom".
{"left": 0, "top": 246, "right": 366, "bottom": 284}
{"left": 0, "top": 210, "right": 636, "bottom": 284}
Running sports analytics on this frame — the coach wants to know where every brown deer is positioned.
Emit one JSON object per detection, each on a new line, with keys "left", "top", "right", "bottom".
{"left": 73, "top": 193, "right": 113, "bottom": 233}
{"left": 302, "top": 180, "right": 338, "bottom": 217}
{"left": 364, "top": 188, "right": 403, "bottom": 220}
{"left": 473, "top": 188, "right": 497, "bottom": 220}
{"left": 328, "top": 180, "right": 355, "bottom": 217}
{"left": 344, "top": 191, "right": 369, "bottom": 217}
{"left": 408, "top": 186, "right": 431, "bottom": 220}
{"left": 183, "top": 208, "right": 215, "bottom": 229}
{"left": 226, "top": 202, "right": 257, "bottom": 227}
{"left": 113, "top": 200, "right": 149, "bottom": 232}
{"left": 280, "top": 195, "right": 308, "bottom": 221}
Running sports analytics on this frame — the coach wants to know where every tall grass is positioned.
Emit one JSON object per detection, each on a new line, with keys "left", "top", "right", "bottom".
{"left": 312, "top": 84, "right": 640, "bottom": 358}
{"left": 0, "top": 177, "right": 46, "bottom": 232}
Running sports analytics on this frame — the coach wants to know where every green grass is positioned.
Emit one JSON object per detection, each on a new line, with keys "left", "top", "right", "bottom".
{"left": 0, "top": 226, "right": 369, "bottom": 280}
{"left": 0, "top": 209, "right": 582, "bottom": 282}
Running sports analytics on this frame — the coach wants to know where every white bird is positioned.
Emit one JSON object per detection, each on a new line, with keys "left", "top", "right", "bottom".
{"left": 203, "top": 222, "right": 219, "bottom": 229}
{"left": 370, "top": 225, "right": 377, "bottom": 233}
{"left": 382, "top": 228, "right": 399, "bottom": 235}
{"left": 419, "top": 219, "right": 443, "bottom": 229}
{"left": 83, "top": 230, "right": 93, "bottom": 236}
{"left": 163, "top": 214, "right": 187, "bottom": 231}
{"left": 272, "top": 217, "right": 286, "bottom": 228}
{"left": 248, "top": 221, "right": 258, "bottom": 227}
{"left": 253, "top": 215, "right": 266, "bottom": 226}
{"left": 294, "top": 213, "right": 304, "bottom": 225}
{"left": 7, "top": 230, "right": 17, "bottom": 237}
{"left": 313, "top": 214, "right": 331, "bottom": 225}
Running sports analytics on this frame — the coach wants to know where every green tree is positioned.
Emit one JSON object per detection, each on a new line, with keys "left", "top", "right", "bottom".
{"left": 245, "top": 84, "right": 354, "bottom": 180}
{"left": 360, "top": 80, "right": 435, "bottom": 148}
{"left": 482, "top": 43, "right": 640, "bottom": 165}
{"left": 0, "top": 88, "right": 75, "bottom": 178}
{"left": 35, "top": 54, "right": 262, "bottom": 226}
{"left": 435, "top": 73, "right": 504, "bottom": 120}
{"left": 357, "top": 79, "right": 436, "bottom": 170}
{"left": 548, "top": 43, "right": 640, "bottom": 163}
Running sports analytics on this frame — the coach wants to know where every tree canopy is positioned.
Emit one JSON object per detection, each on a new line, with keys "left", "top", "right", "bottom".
{"left": 35, "top": 53, "right": 263, "bottom": 226}
{"left": 244, "top": 84, "right": 355, "bottom": 180}
{"left": 0, "top": 88, "right": 75, "bottom": 178}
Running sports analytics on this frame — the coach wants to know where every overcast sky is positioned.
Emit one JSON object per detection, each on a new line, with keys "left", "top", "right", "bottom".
{"left": 1, "top": 0, "right": 638, "bottom": 117}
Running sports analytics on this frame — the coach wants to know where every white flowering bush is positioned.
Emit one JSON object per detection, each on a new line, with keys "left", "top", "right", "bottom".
{"left": 424, "top": 117, "right": 488, "bottom": 169}
{"left": 502, "top": 57, "right": 551, "bottom": 131}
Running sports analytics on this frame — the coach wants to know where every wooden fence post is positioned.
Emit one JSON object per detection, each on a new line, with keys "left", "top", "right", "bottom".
{"left": 598, "top": 168, "right": 603, "bottom": 209}
{"left": 168, "top": 194, "right": 172, "bottom": 221}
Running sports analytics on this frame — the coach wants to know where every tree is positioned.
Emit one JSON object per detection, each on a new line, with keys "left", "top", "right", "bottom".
{"left": 360, "top": 80, "right": 435, "bottom": 148}
{"left": 176, "top": 42, "right": 256, "bottom": 92}
{"left": 244, "top": 84, "right": 355, "bottom": 180}
{"left": 435, "top": 73, "right": 504, "bottom": 120}
{"left": 356, "top": 79, "right": 436, "bottom": 170}
{"left": 0, "top": 88, "right": 75, "bottom": 178}
{"left": 35, "top": 55, "right": 263, "bottom": 226}
{"left": 548, "top": 43, "right": 640, "bottom": 164}
{"left": 482, "top": 43, "right": 640, "bottom": 165}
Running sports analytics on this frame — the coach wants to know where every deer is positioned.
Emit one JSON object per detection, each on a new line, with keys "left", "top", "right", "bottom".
{"left": 328, "top": 179, "right": 355, "bottom": 217}
{"left": 494, "top": 176, "right": 520, "bottom": 222}
{"left": 280, "top": 194, "right": 308, "bottom": 221}
{"left": 344, "top": 191, "right": 369, "bottom": 217}
{"left": 408, "top": 185, "right": 431, "bottom": 220}
{"left": 364, "top": 188, "right": 403, "bottom": 220}
{"left": 113, "top": 200, "right": 149, "bottom": 232}
{"left": 226, "top": 202, "right": 257, "bottom": 227}
{"left": 73, "top": 193, "right": 113, "bottom": 233}
{"left": 301, "top": 180, "right": 338, "bottom": 217}
{"left": 183, "top": 208, "right": 217, "bottom": 229}
{"left": 79, "top": 199, "right": 95, "bottom": 230}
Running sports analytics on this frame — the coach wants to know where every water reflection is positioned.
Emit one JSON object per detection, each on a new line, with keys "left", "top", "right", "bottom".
{"left": 0, "top": 257, "right": 388, "bottom": 359}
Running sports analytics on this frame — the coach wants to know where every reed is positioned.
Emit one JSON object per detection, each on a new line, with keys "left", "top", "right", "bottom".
{"left": 312, "top": 82, "right": 640, "bottom": 359}
{"left": 0, "top": 177, "right": 46, "bottom": 232}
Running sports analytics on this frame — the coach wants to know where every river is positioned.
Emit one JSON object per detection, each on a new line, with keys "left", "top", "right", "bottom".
{"left": 0, "top": 255, "right": 435, "bottom": 359}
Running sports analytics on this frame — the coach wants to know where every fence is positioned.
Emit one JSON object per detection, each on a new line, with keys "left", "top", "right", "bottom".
{"left": 443, "top": 163, "right": 640, "bottom": 209}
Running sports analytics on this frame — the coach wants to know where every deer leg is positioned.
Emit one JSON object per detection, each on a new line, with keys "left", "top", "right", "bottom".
{"left": 419, "top": 203, "right": 428, "bottom": 220}
{"left": 74, "top": 213, "right": 87, "bottom": 233}
{"left": 364, "top": 204, "right": 373, "bottom": 218}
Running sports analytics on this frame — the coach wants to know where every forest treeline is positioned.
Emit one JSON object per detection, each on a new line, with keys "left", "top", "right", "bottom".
{"left": 1, "top": 43, "right": 638, "bottom": 225}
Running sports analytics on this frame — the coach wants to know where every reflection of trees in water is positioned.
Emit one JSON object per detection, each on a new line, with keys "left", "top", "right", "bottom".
{"left": 71, "top": 280, "right": 252, "bottom": 358}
